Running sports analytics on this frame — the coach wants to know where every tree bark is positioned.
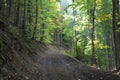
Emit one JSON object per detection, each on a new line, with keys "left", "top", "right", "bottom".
{"left": 22, "top": 0, "right": 27, "bottom": 36}
{"left": 90, "top": 0, "right": 96, "bottom": 65}
{"left": 15, "top": 0, "right": 20, "bottom": 27}
{"left": 9, "top": 0, "right": 15, "bottom": 24}
{"left": 32, "top": 0, "right": 38, "bottom": 39}
{"left": 112, "top": 0, "right": 120, "bottom": 68}
{"left": 0, "top": 0, "right": 5, "bottom": 12}
{"left": 40, "top": 0, "right": 45, "bottom": 43}
{"left": 28, "top": 0, "right": 32, "bottom": 25}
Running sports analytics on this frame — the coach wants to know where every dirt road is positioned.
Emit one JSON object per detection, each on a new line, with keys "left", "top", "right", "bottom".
{"left": 1, "top": 50, "right": 120, "bottom": 80}
{"left": 35, "top": 51, "right": 120, "bottom": 80}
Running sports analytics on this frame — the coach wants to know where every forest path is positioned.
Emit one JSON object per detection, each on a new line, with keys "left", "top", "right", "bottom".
{"left": 35, "top": 50, "right": 120, "bottom": 80}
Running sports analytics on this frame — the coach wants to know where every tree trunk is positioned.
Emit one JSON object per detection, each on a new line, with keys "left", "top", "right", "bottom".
{"left": 9, "top": 0, "right": 15, "bottom": 24}
{"left": 27, "top": 0, "right": 32, "bottom": 37}
{"left": 112, "top": 0, "right": 120, "bottom": 68}
{"left": 28, "top": 0, "right": 32, "bottom": 25}
{"left": 0, "top": 0, "right": 5, "bottom": 12}
{"left": 90, "top": 0, "right": 96, "bottom": 65}
{"left": 106, "top": 31, "right": 114, "bottom": 70}
{"left": 22, "top": 0, "right": 27, "bottom": 36}
{"left": 32, "top": 0, "right": 38, "bottom": 39}
{"left": 40, "top": 0, "right": 45, "bottom": 43}
{"left": 15, "top": 0, "right": 20, "bottom": 27}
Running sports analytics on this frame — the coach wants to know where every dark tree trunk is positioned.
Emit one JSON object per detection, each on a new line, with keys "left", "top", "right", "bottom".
{"left": 112, "top": 0, "right": 120, "bottom": 68}
{"left": 22, "top": 0, "right": 27, "bottom": 36}
{"left": 72, "top": 0, "right": 77, "bottom": 55}
{"left": 27, "top": 0, "right": 32, "bottom": 37}
{"left": 8, "top": 0, "right": 15, "bottom": 24}
{"left": 32, "top": 0, "right": 38, "bottom": 39}
{"left": 40, "top": 0, "right": 45, "bottom": 43}
{"left": 106, "top": 31, "right": 114, "bottom": 70}
{"left": 0, "top": 0, "right": 5, "bottom": 12}
{"left": 15, "top": 0, "right": 20, "bottom": 27}
{"left": 60, "top": 29, "right": 63, "bottom": 46}
{"left": 40, "top": 23, "right": 45, "bottom": 43}
{"left": 90, "top": 0, "right": 96, "bottom": 65}
{"left": 28, "top": 0, "right": 32, "bottom": 25}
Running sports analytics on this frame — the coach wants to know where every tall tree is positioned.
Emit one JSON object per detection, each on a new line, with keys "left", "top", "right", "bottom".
{"left": 40, "top": 0, "right": 45, "bottom": 43}
{"left": 22, "top": 0, "right": 27, "bottom": 36}
{"left": 72, "top": 0, "right": 79, "bottom": 58}
{"left": 9, "top": 0, "right": 15, "bottom": 24}
{"left": 15, "top": 0, "right": 20, "bottom": 27}
{"left": 87, "top": 0, "right": 96, "bottom": 65}
{"left": 0, "top": 0, "right": 5, "bottom": 12}
{"left": 32, "top": 0, "right": 38, "bottom": 39}
{"left": 112, "top": 0, "right": 120, "bottom": 68}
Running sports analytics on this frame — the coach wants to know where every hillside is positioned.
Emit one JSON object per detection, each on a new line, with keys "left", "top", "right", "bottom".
{"left": 0, "top": 22, "right": 120, "bottom": 80}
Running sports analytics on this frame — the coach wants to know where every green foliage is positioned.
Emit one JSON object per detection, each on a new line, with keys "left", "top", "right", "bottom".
{"left": 61, "top": 0, "right": 114, "bottom": 69}
{"left": 2, "top": 0, "right": 115, "bottom": 69}
{"left": 116, "top": 28, "right": 120, "bottom": 32}
{"left": 62, "top": 18, "right": 73, "bottom": 47}
{"left": 8, "top": 26, "right": 21, "bottom": 37}
{"left": 43, "top": 29, "right": 53, "bottom": 44}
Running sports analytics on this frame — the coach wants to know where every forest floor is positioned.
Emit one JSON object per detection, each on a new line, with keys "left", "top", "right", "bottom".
{"left": 0, "top": 27, "right": 120, "bottom": 80}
